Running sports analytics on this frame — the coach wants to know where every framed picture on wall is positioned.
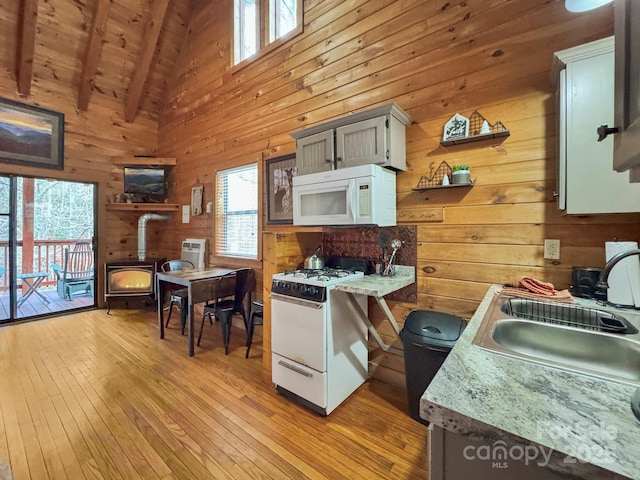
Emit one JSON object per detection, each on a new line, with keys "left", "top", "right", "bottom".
{"left": 0, "top": 97, "right": 64, "bottom": 170}
{"left": 266, "top": 153, "right": 297, "bottom": 225}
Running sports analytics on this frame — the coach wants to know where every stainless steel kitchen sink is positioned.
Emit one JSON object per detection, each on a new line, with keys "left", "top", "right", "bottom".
{"left": 473, "top": 295, "right": 640, "bottom": 385}
{"left": 501, "top": 297, "right": 638, "bottom": 334}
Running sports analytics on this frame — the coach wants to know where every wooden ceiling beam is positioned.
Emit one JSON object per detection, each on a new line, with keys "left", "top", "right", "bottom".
{"left": 78, "top": 0, "right": 112, "bottom": 111}
{"left": 16, "top": 0, "right": 38, "bottom": 96}
{"left": 124, "top": 0, "right": 171, "bottom": 123}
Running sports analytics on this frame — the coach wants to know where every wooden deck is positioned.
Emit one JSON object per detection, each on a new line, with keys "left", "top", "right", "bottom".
{"left": 0, "top": 288, "right": 94, "bottom": 321}
{"left": 0, "top": 308, "right": 429, "bottom": 479}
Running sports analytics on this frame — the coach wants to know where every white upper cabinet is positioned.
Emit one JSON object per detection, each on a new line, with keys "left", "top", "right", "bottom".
{"left": 295, "top": 130, "right": 334, "bottom": 175}
{"left": 612, "top": 0, "right": 640, "bottom": 179}
{"left": 291, "top": 103, "right": 411, "bottom": 175}
{"left": 552, "top": 36, "right": 640, "bottom": 214}
{"left": 335, "top": 117, "right": 387, "bottom": 168}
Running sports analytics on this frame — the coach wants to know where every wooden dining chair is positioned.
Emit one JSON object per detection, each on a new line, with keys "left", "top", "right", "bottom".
{"left": 198, "top": 268, "right": 255, "bottom": 354}
{"left": 161, "top": 259, "right": 194, "bottom": 335}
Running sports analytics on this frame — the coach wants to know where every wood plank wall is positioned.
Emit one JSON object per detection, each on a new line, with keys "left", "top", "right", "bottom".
{"left": 160, "top": 0, "right": 640, "bottom": 386}
{"left": 0, "top": 0, "right": 190, "bottom": 305}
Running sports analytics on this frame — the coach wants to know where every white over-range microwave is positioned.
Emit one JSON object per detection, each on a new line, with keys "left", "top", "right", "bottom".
{"left": 292, "top": 164, "right": 396, "bottom": 226}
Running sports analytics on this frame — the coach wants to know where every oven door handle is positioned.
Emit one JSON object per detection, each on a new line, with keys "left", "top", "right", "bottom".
{"left": 270, "top": 292, "right": 324, "bottom": 309}
{"left": 277, "top": 360, "right": 313, "bottom": 378}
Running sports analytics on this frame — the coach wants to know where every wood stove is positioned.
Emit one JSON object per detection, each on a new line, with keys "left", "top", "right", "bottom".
{"left": 105, "top": 258, "right": 165, "bottom": 313}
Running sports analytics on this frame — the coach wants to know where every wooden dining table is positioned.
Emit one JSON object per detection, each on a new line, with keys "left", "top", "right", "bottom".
{"left": 156, "top": 266, "right": 236, "bottom": 356}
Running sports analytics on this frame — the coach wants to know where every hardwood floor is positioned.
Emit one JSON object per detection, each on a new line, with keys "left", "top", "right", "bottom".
{"left": 0, "top": 308, "right": 428, "bottom": 479}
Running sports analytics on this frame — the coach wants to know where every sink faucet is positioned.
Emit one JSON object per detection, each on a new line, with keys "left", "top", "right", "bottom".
{"left": 596, "top": 248, "right": 640, "bottom": 291}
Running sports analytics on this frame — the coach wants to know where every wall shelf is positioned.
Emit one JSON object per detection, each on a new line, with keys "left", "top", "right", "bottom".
{"left": 440, "top": 130, "right": 510, "bottom": 146}
{"left": 411, "top": 182, "right": 473, "bottom": 191}
{"left": 106, "top": 203, "right": 179, "bottom": 212}
{"left": 111, "top": 157, "right": 176, "bottom": 167}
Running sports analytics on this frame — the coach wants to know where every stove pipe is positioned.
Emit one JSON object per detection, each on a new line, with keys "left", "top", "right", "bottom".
{"left": 138, "top": 213, "right": 171, "bottom": 260}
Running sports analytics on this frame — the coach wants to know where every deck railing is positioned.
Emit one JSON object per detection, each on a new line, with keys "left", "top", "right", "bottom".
{"left": 0, "top": 239, "right": 92, "bottom": 291}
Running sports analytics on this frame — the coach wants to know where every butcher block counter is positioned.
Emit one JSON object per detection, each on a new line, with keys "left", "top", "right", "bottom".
{"left": 335, "top": 266, "right": 415, "bottom": 355}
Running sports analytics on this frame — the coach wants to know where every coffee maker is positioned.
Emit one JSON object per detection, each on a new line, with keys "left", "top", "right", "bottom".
{"left": 570, "top": 266, "right": 606, "bottom": 300}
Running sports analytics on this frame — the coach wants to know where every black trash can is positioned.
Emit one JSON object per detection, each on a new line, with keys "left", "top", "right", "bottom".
{"left": 400, "top": 310, "right": 466, "bottom": 425}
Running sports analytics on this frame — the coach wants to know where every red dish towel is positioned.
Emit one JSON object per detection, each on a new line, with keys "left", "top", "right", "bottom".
{"left": 520, "top": 277, "right": 557, "bottom": 296}
{"left": 498, "top": 287, "right": 574, "bottom": 303}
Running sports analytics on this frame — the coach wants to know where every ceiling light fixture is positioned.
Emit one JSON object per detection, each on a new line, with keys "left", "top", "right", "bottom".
{"left": 565, "top": 0, "right": 614, "bottom": 12}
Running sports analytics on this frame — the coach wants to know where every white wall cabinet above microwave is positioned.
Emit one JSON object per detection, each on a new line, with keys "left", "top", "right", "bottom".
{"left": 291, "top": 103, "right": 411, "bottom": 175}
{"left": 551, "top": 37, "right": 640, "bottom": 214}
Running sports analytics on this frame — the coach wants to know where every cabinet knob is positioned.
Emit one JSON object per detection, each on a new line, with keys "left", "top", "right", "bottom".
{"left": 597, "top": 124, "right": 619, "bottom": 142}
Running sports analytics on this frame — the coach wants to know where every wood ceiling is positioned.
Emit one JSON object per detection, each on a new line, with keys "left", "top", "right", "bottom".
{"left": 6, "top": 0, "right": 193, "bottom": 122}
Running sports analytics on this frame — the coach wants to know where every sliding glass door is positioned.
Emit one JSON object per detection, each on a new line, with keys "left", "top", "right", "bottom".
{"left": 0, "top": 177, "right": 9, "bottom": 323}
{"left": 0, "top": 175, "right": 96, "bottom": 323}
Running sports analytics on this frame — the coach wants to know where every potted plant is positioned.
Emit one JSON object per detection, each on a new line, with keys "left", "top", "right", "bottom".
{"left": 451, "top": 164, "right": 471, "bottom": 185}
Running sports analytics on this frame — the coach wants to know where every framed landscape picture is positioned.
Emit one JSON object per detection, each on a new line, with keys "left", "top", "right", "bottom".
{"left": 0, "top": 97, "right": 64, "bottom": 170}
{"left": 266, "top": 153, "right": 297, "bottom": 225}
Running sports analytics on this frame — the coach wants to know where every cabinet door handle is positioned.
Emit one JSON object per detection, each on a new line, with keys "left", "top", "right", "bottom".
{"left": 336, "top": 157, "right": 343, "bottom": 162}
{"left": 324, "top": 158, "right": 332, "bottom": 163}
{"left": 597, "top": 124, "right": 619, "bottom": 142}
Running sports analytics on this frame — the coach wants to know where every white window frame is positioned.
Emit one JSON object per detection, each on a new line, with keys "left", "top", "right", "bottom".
{"left": 233, "top": 0, "right": 259, "bottom": 66}
{"left": 215, "top": 163, "right": 259, "bottom": 259}
{"left": 232, "top": 0, "right": 303, "bottom": 68}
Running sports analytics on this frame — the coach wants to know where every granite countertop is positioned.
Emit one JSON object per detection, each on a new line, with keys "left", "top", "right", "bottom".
{"left": 334, "top": 265, "right": 415, "bottom": 297}
{"left": 421, "top": 285, "right": 640, "bottom": 479}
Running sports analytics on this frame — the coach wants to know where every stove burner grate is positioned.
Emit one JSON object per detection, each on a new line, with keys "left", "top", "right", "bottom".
{"left": 283, "top": 267, "right": 360, "bottom": 280}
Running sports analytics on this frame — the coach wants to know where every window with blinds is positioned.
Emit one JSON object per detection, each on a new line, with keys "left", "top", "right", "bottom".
{"left": 215, "top": 164, "right": 258, "bottom": 258}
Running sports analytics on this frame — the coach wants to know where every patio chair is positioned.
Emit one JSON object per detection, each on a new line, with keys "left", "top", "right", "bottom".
{"left": 51, "top": 242, "right": 94, "bottom": 300}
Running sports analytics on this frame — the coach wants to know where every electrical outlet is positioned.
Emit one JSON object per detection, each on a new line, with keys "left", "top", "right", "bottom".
{"left": 544, "top": 239, "right": 560, "bottom": 260}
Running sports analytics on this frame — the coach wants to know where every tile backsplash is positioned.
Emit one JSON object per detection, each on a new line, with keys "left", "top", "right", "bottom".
{"left": 323, "top": 225, "right": 417, "bottom": 303}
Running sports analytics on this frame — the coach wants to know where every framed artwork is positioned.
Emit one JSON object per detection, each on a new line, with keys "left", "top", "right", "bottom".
{"left": 266, "top": 153, "right": 297, "bottom": 225}
{"left": 0, "top": 97, "right": 64, "bottom": 170}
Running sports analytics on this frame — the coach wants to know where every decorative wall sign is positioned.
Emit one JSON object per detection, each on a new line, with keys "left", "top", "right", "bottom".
{"left": 191, "top": 184, "right": 203, "bottom": 215}
{"left": 266, "top": 153, "right": 297, "bottom": 225}
{"left": 442, "top": 113, "right": 469, "bottom": 141}
{"left": 0, "top": 97, "right": 64, "bottom": 170}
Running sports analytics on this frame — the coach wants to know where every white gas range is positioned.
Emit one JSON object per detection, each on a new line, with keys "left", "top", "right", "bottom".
{"left": 270, "top": 268, "right": 368, "bottom": 415}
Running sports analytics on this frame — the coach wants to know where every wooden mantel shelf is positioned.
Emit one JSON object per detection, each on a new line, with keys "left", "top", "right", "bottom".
{"left": 111, "top": 157, "right": 176, "bottom": 167}
{"left": 106, "top": 203, "right": 179, "bottom": 212}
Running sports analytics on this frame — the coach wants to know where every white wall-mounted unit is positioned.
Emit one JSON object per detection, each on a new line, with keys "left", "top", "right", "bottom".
{"left": 551, "top": 37, "right": 640, "bottom": 214}
{"left": 181, "top": 238, "right": 206, "bottom": 268}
